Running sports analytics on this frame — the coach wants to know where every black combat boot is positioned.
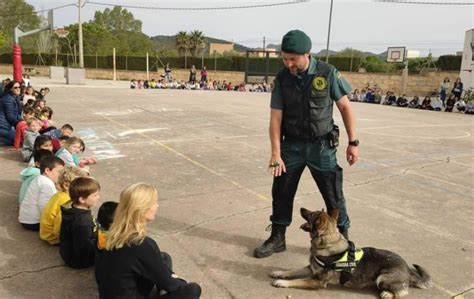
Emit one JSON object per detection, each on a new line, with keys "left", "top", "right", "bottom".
{"left": 254, "top": 224, "right": 286, "bottom": 258}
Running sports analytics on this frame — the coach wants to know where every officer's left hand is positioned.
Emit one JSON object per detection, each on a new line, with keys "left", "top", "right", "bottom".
{"left": 346, "top": 145, "right": 359, "bottom": 166}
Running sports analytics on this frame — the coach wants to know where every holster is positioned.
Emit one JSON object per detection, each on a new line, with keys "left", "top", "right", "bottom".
{"left": 329, "top": 125, "right": 340, "bottom": 148}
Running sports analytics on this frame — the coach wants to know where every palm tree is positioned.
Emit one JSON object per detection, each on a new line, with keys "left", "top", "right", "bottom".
{"left": 189, "top": 30, "right": 205, "bottom": 57}
{"left": 175, "top": 31, "right": 189, "bottom": 57}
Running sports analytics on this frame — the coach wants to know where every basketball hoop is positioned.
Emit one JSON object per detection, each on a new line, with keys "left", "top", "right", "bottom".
{"left": 386, "top": 47, "right": 406, "bottom": 63}
{"left": 54, "top": 28, "right": 69, "bottom": 39}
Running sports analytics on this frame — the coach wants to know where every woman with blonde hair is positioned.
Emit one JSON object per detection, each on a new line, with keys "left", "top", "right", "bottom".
{"left": 95, "top": 183, "right": 201, "bottom": 299}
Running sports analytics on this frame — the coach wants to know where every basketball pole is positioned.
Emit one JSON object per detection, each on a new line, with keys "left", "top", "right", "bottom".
{"left": 325, "top": 0, "right": 334, "bottom": 63}
{"left": 401, "top": 60, "right": 408, "bottom": 95}
{"left": 78, "top": 0, "right": 84, "bottom": 68}
{"left": 113, "top": 48, "right": 116, "bottom": 81}
{"left": 13, "top": 10, "right": 54, "bottom": 82}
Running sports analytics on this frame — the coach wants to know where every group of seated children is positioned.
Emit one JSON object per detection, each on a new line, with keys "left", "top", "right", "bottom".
{"left": 14, "top": 88, "right": 201, "bottom": 298}
{"left": 130, "top": 78, "right": 272, "bottom": 93}
{"left": 17, "top": 160, "right": 201, "bottom": 297}
{"left": 350, "top": 88, "right": 473, "bottom": 114}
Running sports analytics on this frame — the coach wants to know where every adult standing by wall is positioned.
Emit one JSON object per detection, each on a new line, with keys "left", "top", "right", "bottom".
{"left": 452, "top": 77, "right": 463, "bottom": 100}
{"left": 189, "top": 65, "right": 197, "bottom": 84}
{"left": 200, "top": 66, "right": 208, "bottom": 83}
{"left": 95, "top": 183, "right": 201, "bottom": 299}
{"left": 254, "top": 30, "right": 359, "bottom": 258}
{"left": 439, "top": 77, "right": 450, "bottom": 107}
{"left": 0, "top": 80, "right": 23, "bottom": 145}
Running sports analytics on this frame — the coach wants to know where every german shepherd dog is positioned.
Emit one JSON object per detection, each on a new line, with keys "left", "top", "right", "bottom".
{"left": 270, "top": 208, "right": 433, "bottom": 298}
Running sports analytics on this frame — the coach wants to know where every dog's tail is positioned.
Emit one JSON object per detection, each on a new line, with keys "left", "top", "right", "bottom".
{"left": 409, "top": 264, "right": 434, "bottom": 289}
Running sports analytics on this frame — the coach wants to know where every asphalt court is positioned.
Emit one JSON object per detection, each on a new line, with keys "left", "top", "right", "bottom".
{"left": 0, "top": 79, "right": 473, "bottom": 298}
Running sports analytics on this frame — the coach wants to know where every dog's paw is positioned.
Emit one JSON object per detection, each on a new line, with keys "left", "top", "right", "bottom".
{"left": 272, "top": 279, "right": 289, "bottom": 288}
{"left": 380, "top": 290, "right": 395, "bottom": 299}
{"left": 269, "top": 271, "right": 287, "bottom": 279}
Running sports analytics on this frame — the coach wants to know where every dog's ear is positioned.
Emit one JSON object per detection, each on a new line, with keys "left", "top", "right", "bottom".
{"left": 300, "top": 222, "right": 311, "bottom": 232}
{"left": 300, "top": 207, "right": 312, "bottom": 221}
{"left": 329, "top": 209, "right": 339, "bottom": 221}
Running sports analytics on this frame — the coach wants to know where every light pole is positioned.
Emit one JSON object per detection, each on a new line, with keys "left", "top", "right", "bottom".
{"left": 325, "top": 0, "right": 334, "bottom": 63}
{"left": 78, "top": 0, "right": 84, "bottom": 68}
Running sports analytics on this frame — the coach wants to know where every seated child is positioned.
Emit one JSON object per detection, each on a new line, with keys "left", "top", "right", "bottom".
{"left": 14, "top": 107, "right": 36, "bottom": 150}
{"left": 21, "top": 118, "right": 42, "bottom": 162}
{"left": 38, "top": 106, "right": 54, "bottom": 131}
{"left": 44, "top": 123, "right": 74, "bottom": 139}
{"left": 18, "top": 156, "right": 65, "bottom": 231}
{"left": 408, "top": 96, "right": 420, "bottom": 109}
{"left": 24, "top": 98, "right": 35, "bottom": 108}
{"left": 56, "top": 137, "right": 82, "bottom": 166}
{"left": 96, "top": 201, "right": 118, "bottom": 250}
{"left": 43, "top": 124, "right": 74, "bottom": 152}
{"left": 60, "top": 177, "right": 101, "bottom": 268}
{"left": 19, "top": 149, "right": 54, "bottom": 205}
{"left": 40, "top": 166, "right": 87, "bottom": 245}
{"left": 33, "top": 98, "right": 46, "bottom": 113}
{"left": 465, "top": 99, "right": 474, "bottom": 115}
{"left": 455, "top": 99, "right": 466, "bottom": 112}
{"left": 445, "top": 95, "right": 455, "bottom": 112}
{"left": 53, "top": 135, "right": 69, "bottom": 153}
{"left": 77, "top": 139, "right": 97, "bottom": 168}
{"left": 28, "top": 135, "right": 53, "bottom": 167}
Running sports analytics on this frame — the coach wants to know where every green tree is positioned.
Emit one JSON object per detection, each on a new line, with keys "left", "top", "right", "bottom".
{"left": 93, "top": 6, "right": 142, "bottom": 33}
{"left": 189, "top": 30, "right": 205, "bottom": 57}
{"left": 175, "top": 31, "right": 189, "bottom": 57}
{"left": 113, "top": 31, "right": 152, "bottom": 55}
{"left": 59, "top": 23, "right": 116, "bottom": 56}
{"left": 333, "top": 47, "right": 364, "bottom": 58}
{"left": 362, "top": 56, "right": 396, "bottom": 73}
{"left": 0, "top": 0, "right": 40, "bottom": 52}
{"left": 0, "top": 33, "right": 5, "bottom": 48}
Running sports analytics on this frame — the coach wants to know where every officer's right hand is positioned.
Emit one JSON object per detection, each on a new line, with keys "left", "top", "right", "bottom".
{"left": 268, "top": 156, "right": 286, "bottom": 177}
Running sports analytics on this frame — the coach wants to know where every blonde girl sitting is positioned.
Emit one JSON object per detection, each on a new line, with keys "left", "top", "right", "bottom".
{"left": 95, "top": 183, "right": 201, "bottom": 299}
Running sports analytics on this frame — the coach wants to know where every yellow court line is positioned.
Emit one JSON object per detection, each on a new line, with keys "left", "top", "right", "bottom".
{"left": 98, "top": 114, "right": 270, "bottom": 202}
{"left": 434, "top": 284, "right": 458, "bottom": 298}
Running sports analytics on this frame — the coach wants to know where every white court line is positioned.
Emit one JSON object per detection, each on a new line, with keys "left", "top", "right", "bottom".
{"left": 351, "top": 195, "right": 474, "bottom": 248}
{"left": 359, "top": 123, "right": 474, "bottom": 131}
{"left": 407, "top": 171, "right": 472, "bottom": 190}
{"left": 117, "top": 128, "right": 169, "bottom": 137}
{"left": 360, "top": 130, "right": 471, "bottom": 139}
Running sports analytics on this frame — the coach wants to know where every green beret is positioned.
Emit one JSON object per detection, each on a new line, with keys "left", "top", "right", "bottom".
{"left": 281, "top": 30, "right": 312, "bottom": 54}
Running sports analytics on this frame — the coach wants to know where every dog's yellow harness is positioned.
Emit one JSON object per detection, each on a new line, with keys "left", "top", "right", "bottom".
{"left": 312, "top": 241, "right": 364, "bottom": 284}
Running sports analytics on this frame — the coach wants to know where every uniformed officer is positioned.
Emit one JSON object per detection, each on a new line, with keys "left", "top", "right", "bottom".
{"left": 254, "top": 30, "right": 359, "bottom": 258}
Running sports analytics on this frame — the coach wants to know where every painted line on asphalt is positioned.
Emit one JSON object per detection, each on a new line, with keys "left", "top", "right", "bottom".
{"left": 94, "top": 112, "right": 270, "bottom": 202}
{"left": 351, "top": 195, "right": 474, "bottom": 248}
{"left": 351, "top": 195, "right": 467, "bottom": 298}
{"left": 359, "top": 123, "right": 474, "bottom": 130}
{"left": 360, "top": 130, "right": 471, "bottom": 139}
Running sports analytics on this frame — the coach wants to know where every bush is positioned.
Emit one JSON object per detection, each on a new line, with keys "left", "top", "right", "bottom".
{"left": 361, "top": 56, "right": 397, "bottom": 73}
{"left": 437, "top": 55, "right": 462, "bottom": 71}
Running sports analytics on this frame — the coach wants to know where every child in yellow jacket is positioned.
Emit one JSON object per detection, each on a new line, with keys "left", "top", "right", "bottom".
{"left": 96, "top": 201, "right": 118, "bottom": 250}
{"left": 39, "top": 166, "right": 87, "bottom": 245}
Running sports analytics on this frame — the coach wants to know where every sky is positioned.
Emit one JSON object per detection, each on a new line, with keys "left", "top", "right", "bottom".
{"left": 26, "top": 0, "right": 474, "bottom": 57}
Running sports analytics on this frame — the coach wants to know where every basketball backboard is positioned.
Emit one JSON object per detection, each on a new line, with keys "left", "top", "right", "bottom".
{"left": 387, "top": 47, "right": 406, "bottom": 63}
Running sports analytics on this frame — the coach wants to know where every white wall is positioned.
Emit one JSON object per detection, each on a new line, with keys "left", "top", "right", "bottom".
{"left": 460, "top": 29, "right": 474, "bottom": 92}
